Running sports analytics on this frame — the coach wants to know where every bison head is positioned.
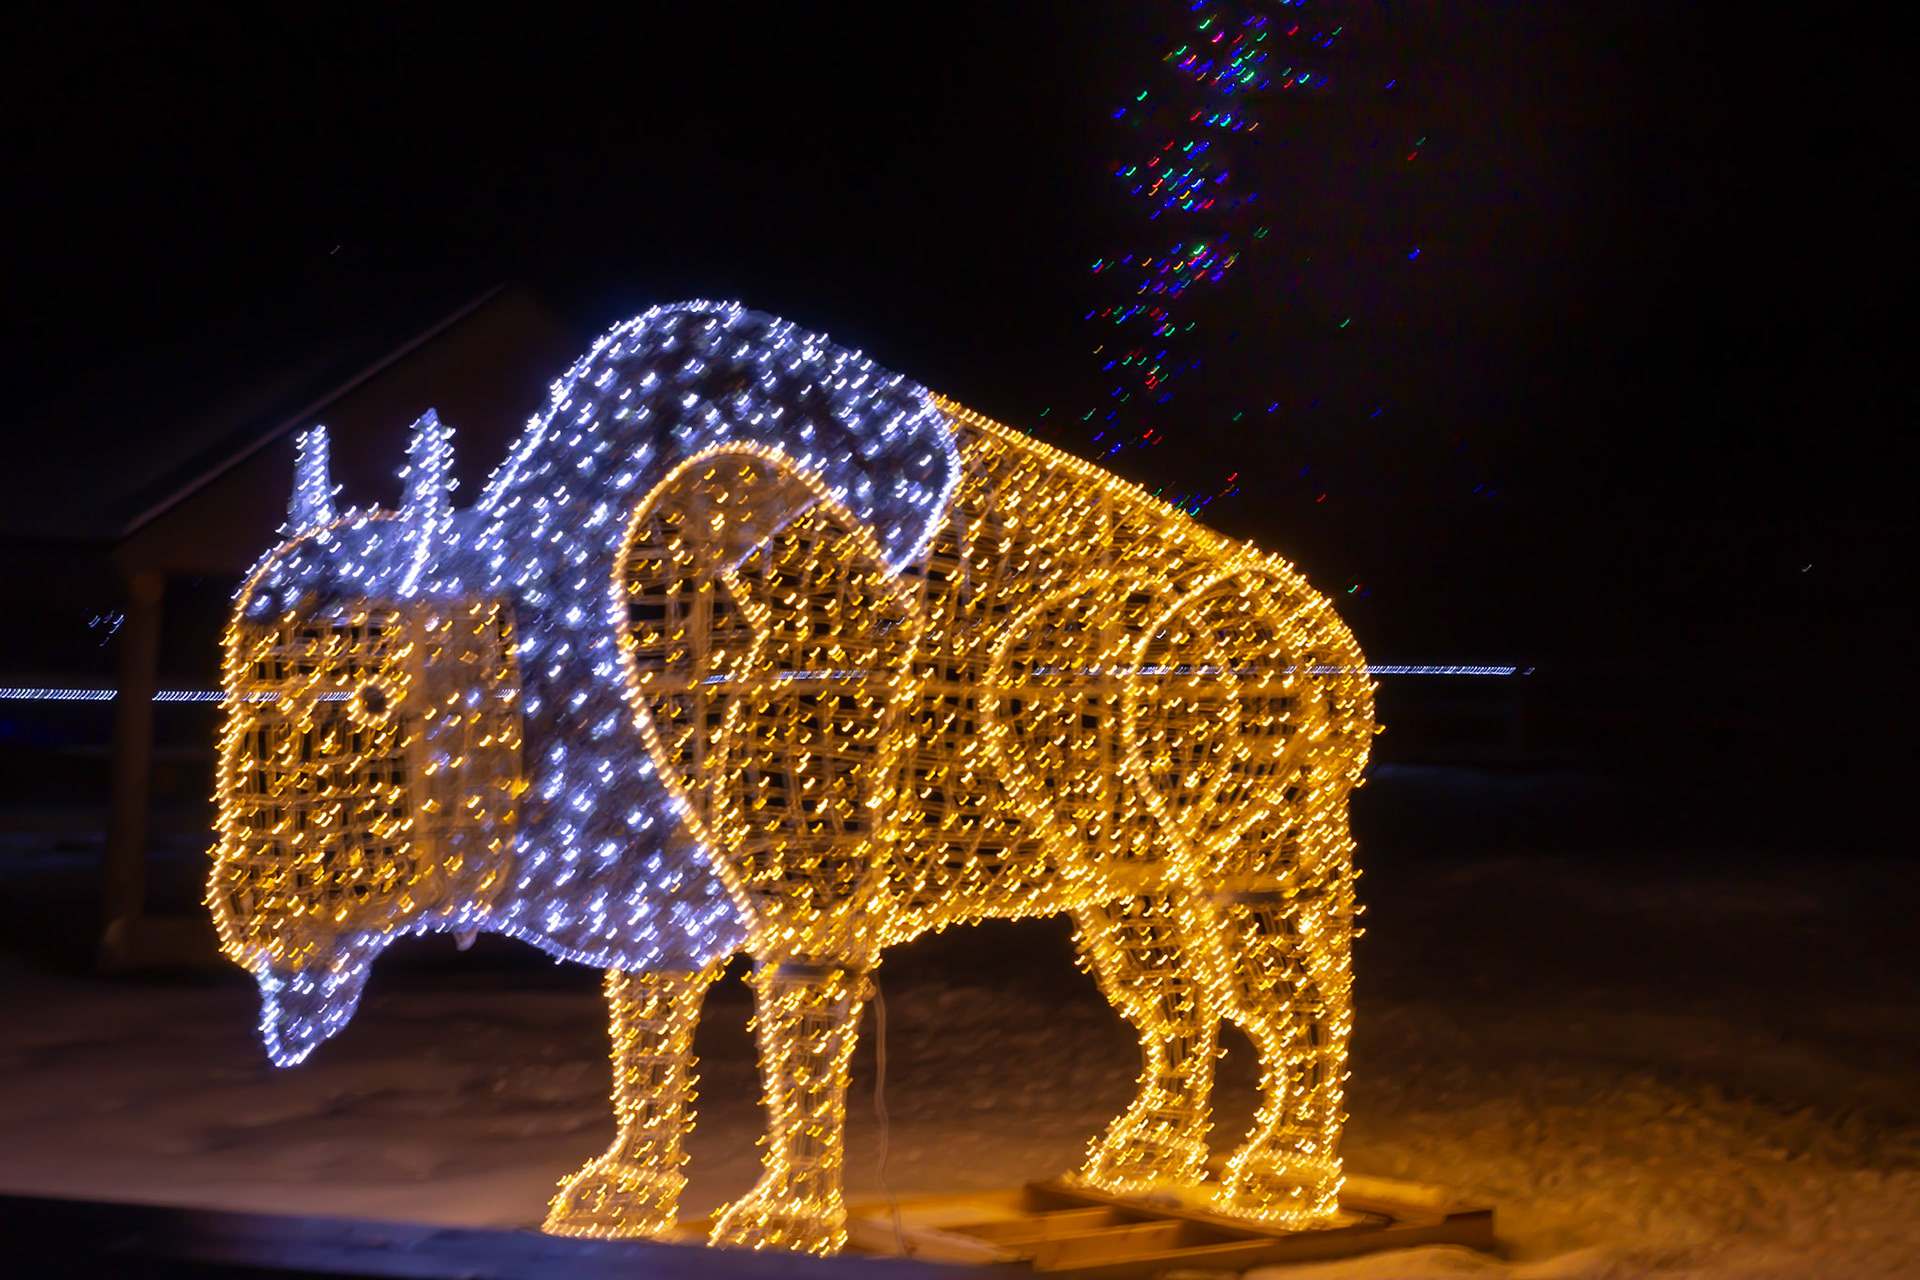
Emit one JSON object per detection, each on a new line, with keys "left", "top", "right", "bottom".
{"left": 211, "top": 302, "right": 962, "bottom": 1065}
{"left": 209, "top": 414, "right": 523, "bottom": 1064}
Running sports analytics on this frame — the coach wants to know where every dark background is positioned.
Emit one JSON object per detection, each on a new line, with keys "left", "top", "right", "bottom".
{"left": 2, "top": 2, "right": 1911, "bottom": 847}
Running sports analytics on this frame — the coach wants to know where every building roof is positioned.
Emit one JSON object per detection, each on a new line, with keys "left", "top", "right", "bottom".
{"left": 4, "top": 287, "right": 572, "bottom": 547}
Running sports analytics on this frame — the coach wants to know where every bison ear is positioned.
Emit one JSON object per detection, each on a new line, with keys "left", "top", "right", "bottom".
{"left": 400, "top": 408, "right": 455, "bottom": 525}
{"left": 285, "top": 425, "right": 337, "bottom": 533}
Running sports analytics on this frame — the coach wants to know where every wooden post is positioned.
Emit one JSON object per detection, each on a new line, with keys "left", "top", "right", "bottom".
{"left": 103, "top": 570, "right": 164, "bottom": 930}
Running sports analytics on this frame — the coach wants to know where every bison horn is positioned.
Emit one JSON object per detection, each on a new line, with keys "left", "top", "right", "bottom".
{"left": 397, "top": 409, "right": 455, "bottom": 593}
{"left": 400, "top": 408, "right": 455, "bottom": 525}
{"left": 286, "top": 425, "right": 337, "bottom": 532}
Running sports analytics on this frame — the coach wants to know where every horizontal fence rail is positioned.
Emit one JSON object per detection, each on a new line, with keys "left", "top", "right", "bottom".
{"left": 1, "top": 666, "right": 1529, "bottom": 703}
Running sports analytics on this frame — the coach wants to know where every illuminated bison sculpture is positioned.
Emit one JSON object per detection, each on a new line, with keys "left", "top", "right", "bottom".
{"left": 209, "top": 301, "right": 1372, "bottom": 1253}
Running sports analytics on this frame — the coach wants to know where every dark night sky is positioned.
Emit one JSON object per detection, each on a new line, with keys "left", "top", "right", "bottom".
{"left": 3, "top": 2, "right": 1908, "bottom": 671}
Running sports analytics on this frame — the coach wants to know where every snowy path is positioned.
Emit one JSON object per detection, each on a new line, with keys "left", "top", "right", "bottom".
{"left": 1, "top": 846, "right": 1916, "bottom": 1278}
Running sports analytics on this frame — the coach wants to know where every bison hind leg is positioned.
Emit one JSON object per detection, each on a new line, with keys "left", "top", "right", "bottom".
{"left": 1071, "top": 892, "right": 1220, "bottom": 1192}
{"left": 545, "top": 962, "right": 722, "bottom": 1239}
{"left": 1207, "top": 887, "right": 1353, "bottom": 1228}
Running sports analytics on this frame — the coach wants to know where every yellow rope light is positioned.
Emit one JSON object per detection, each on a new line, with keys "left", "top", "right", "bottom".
{"left": 588, "top": 404, "right": 1368, "bottom": 1248}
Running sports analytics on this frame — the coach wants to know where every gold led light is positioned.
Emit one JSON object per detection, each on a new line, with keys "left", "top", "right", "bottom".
{"left": 577, "top": 403, "right": 1369, "bottom": 1249}
{"left": 210, "top": 393, "right": 1369, "bottom": 1254}
{"left": 210, "top": 553, "right": 522, "bottom": 982}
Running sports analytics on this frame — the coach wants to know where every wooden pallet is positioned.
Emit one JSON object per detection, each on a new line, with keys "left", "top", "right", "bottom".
{"left": 840, "top": 1177, "right": 1496, "bottom": 1278}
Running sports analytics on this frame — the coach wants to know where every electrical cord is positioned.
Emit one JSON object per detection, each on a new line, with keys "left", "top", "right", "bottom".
{"left": 872, "top": 978, "right": 909, "bottom": 1255}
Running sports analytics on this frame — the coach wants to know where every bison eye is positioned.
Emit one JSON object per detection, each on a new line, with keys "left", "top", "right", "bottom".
{"left": 360, "top": 687, "right": 389, "bottom": 716}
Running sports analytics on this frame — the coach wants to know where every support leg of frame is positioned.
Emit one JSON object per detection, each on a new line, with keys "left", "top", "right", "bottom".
{"left": 546, "top": 962, "right": 722, "bottom": 1238}
{"left": 1072, "top": 893, "right": 1219, "bottom": 1193}
{"left": 1206, "top": 885, "right": 1354, "bottom": 1229}
{"left": 708, "top": 959, "right": 872, "bottom": 1254}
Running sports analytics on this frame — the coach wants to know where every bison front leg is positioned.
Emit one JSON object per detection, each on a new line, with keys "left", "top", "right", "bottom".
{"left": 545, "top": 963, "right": 722, "bottom": 1238}
{"left": 1073, "top": 893, "right": 1220, "bottom": 1192}
{"left": 709, "top": 960, "right": 871, "bottom": 1253}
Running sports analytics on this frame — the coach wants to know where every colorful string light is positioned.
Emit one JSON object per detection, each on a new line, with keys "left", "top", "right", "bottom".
{"left": 1081, "top": 1, "right": 1441, "bottom": 527}
{"left": 1085, "top": 1, "right": 1342, "bottom": 457}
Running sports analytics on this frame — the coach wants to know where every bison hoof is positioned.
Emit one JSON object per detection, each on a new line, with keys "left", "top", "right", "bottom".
{"left": 1077, "top": 1112, "right": 1210, "bottom": 1194}
{"left": 708, "top": 1189, "right": 844, "bottom": 1254}
{"left": 544, "top": 1153, "right": 684, "bottom": 1239}
{"left": 1215, "top": 1154, "right": 1341, "bottom": 1229}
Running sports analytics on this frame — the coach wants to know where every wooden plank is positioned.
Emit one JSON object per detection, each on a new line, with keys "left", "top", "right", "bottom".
{"left": 1010, "top": 1184, "right": 1494, "bottom": 1280}
{"left": 1021, "top": 1220, "right": 1186, "bottom": 1269}
{"left": 1026, "top": 1179, "right": 1376, "bottom": 1237}
{"left": 1337, "top": 1174, "right": 1471, "bottom": 1225}
{"left": 1024, "top": 1219, "right": 1251, "bottom": 1271}
{"left": 949, "top": 1207, "right": 1135, "bottom": 1244}
{"left": 845, "top": 1187, "right": 1043, "bottom": 1228}
{"left": 844, "top": 1189, "right": 1110, "bottom": 1263}
{"left": 1029, "top": 1210, "right": 1497, "bottom": 1280}
{"left": 846, "top": 1218, "right": 1022, "bottom": 1265}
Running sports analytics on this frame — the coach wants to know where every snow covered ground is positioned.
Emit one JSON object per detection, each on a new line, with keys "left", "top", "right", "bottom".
{"left": 1, "top": 804, "right": 1916, "bottom": 1278}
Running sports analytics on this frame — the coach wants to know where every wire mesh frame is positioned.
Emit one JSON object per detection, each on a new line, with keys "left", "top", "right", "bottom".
{"left": 600, "top": 405, "right": 1370, "bottom": 1246}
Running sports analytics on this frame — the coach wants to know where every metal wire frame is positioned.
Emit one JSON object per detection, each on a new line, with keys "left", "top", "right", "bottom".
{"left": 595, "top": 404, "right": 1369, "bottom": 1249}
{"left": 208, "top": 400, "right": 1369, "bottom": 1253}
